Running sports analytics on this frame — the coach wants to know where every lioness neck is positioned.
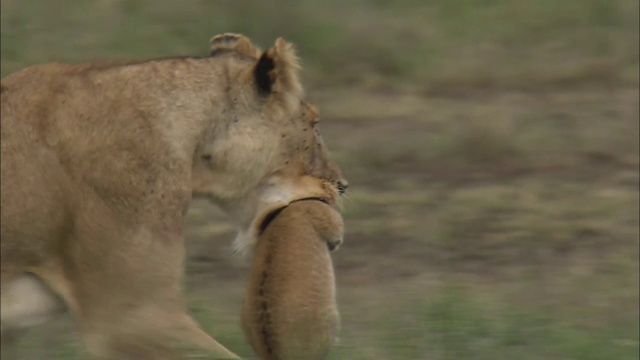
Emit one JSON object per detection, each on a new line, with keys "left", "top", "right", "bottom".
{"left": 95, "top": 57, "right": 255, "bottom": 161}
{"left": 2, "top": 56, "right": 252, "bottom": 162}
{"left": 1, "top": 55, "right": 258, "bottom": 225}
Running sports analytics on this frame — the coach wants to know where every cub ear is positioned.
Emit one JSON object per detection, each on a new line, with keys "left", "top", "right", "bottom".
{"left": 209, "top": 33, "right": 260, "bottom": 58}
{"left": 252, "top": 38, "right": 303, "bottom": 101}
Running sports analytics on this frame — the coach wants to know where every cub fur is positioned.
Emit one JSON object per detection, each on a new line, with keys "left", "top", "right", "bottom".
{"left": 1, "top": 33, "right": 347, "bottom": 359}
{"left": 242, "top": 200, "right": 343, "bottom": 360}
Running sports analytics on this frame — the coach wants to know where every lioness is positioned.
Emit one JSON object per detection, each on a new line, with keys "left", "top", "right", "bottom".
{"left": 241, "top": 199, "right": 342, "bottom": 360}
{"left": 0, "top": 33, "right": 347, "bottom": 359}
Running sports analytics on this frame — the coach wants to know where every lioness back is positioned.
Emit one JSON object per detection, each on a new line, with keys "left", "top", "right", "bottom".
{"left": 241, "top": 200, "right": 343, "bottom": 360}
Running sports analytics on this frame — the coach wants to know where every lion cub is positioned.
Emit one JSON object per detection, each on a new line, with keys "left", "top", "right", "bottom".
{"left": 241, "top": 200, "right": 343, "bottom": 360}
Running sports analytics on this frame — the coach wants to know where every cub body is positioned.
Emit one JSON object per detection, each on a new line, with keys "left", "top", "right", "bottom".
{"left": 242, "top": 200, "right": 343, "bottom": 360}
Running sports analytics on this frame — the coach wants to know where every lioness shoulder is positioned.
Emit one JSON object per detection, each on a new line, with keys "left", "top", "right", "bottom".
{"left": 241, "top": 200, "right": 343, "bottom": 360}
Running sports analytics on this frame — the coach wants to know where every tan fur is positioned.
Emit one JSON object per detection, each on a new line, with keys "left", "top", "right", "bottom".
{"left": 0, "top": 33, "right": 347, "bottom": 359}
{"left": 241, "top": 200, "right": 343, "bottom": 360}
{"left": 210, "top": 33, "right": 261, "bottom": 59}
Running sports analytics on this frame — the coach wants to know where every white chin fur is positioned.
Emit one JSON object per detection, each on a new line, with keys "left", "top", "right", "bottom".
{"left": 233, "top": 192, "right": 292, "bottom": 258}
{"left": 231, "top": 176, "right": 334, "bottom": 258}
{"left": 232, "top": 202, "right": 292, "bottom": 258}
{"left": 232, "top": 227, "right": 257, "bottom": 258}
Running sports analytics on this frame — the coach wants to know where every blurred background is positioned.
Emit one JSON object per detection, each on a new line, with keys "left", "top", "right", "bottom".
{"left": 2, "top": 0, "right": 638, "bottom": 359}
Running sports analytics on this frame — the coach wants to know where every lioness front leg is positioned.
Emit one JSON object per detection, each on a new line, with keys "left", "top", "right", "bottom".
{"left": 82, "top": 316, "right": 240, "bottom": 360}
{"left": 80, "top": 315, "right": 240, "bottom": 360}
{"left": 66, "top": 217, "right": 240, "bottom": 359}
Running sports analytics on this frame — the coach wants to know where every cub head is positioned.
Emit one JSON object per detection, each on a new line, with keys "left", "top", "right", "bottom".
{"left": 191, "top": 34, "right": 348, "bottom": 255}
{"left": 290, "top": 200, "right": 345, "bottom": 252}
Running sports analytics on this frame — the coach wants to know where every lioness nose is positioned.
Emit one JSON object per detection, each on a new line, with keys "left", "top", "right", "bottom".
{"left": 337, "top": 180, "right": 349, "bottom": 195}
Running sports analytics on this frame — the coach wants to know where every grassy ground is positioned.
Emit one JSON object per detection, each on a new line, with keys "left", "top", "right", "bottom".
{"left": 2, "top": 0, "right": 638, "bottom": 359}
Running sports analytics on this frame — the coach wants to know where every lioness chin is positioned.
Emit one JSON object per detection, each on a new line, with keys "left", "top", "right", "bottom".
{"left": 242, "top": 200, "right": 343, "bottom": 360}
{"left": 0, "top": 33, "right": 347, "bottom": 359}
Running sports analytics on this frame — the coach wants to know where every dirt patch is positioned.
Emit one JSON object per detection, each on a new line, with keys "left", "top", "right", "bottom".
{"left": 185, "top": 85, "right": 639, "bottom": 292}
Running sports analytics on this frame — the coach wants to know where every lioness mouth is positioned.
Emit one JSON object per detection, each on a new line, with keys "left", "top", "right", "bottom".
{"left": 258, "top": 197, "right": 328, "bottom": 235}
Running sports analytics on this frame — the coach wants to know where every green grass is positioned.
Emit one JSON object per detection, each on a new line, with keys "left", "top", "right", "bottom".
{"left": 2, "top": 0, "right": 638, "bottom": 89}
{"left": 323, "top": 279, "right": 639, "bottom": 360}
{"left": 376, "top": 286, "right": 638, "bottom": 360}
{"left": 14, "top": 277, "right": 637, "bottom": 360}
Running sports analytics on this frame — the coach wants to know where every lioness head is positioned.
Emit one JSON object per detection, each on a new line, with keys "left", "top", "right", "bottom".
{"left": 190, "top": 34, "right": 347, "bottom": 255}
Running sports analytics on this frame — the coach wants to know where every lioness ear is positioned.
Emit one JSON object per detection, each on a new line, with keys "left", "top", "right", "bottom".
{"left": 253, "top": 38, "right": 303, "bottom": 102}
{"left": 209, "top": 33, "right": 260, "bottom": 58}
{"left": 254, "top": 52, "right": 276, "bottom": 95}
